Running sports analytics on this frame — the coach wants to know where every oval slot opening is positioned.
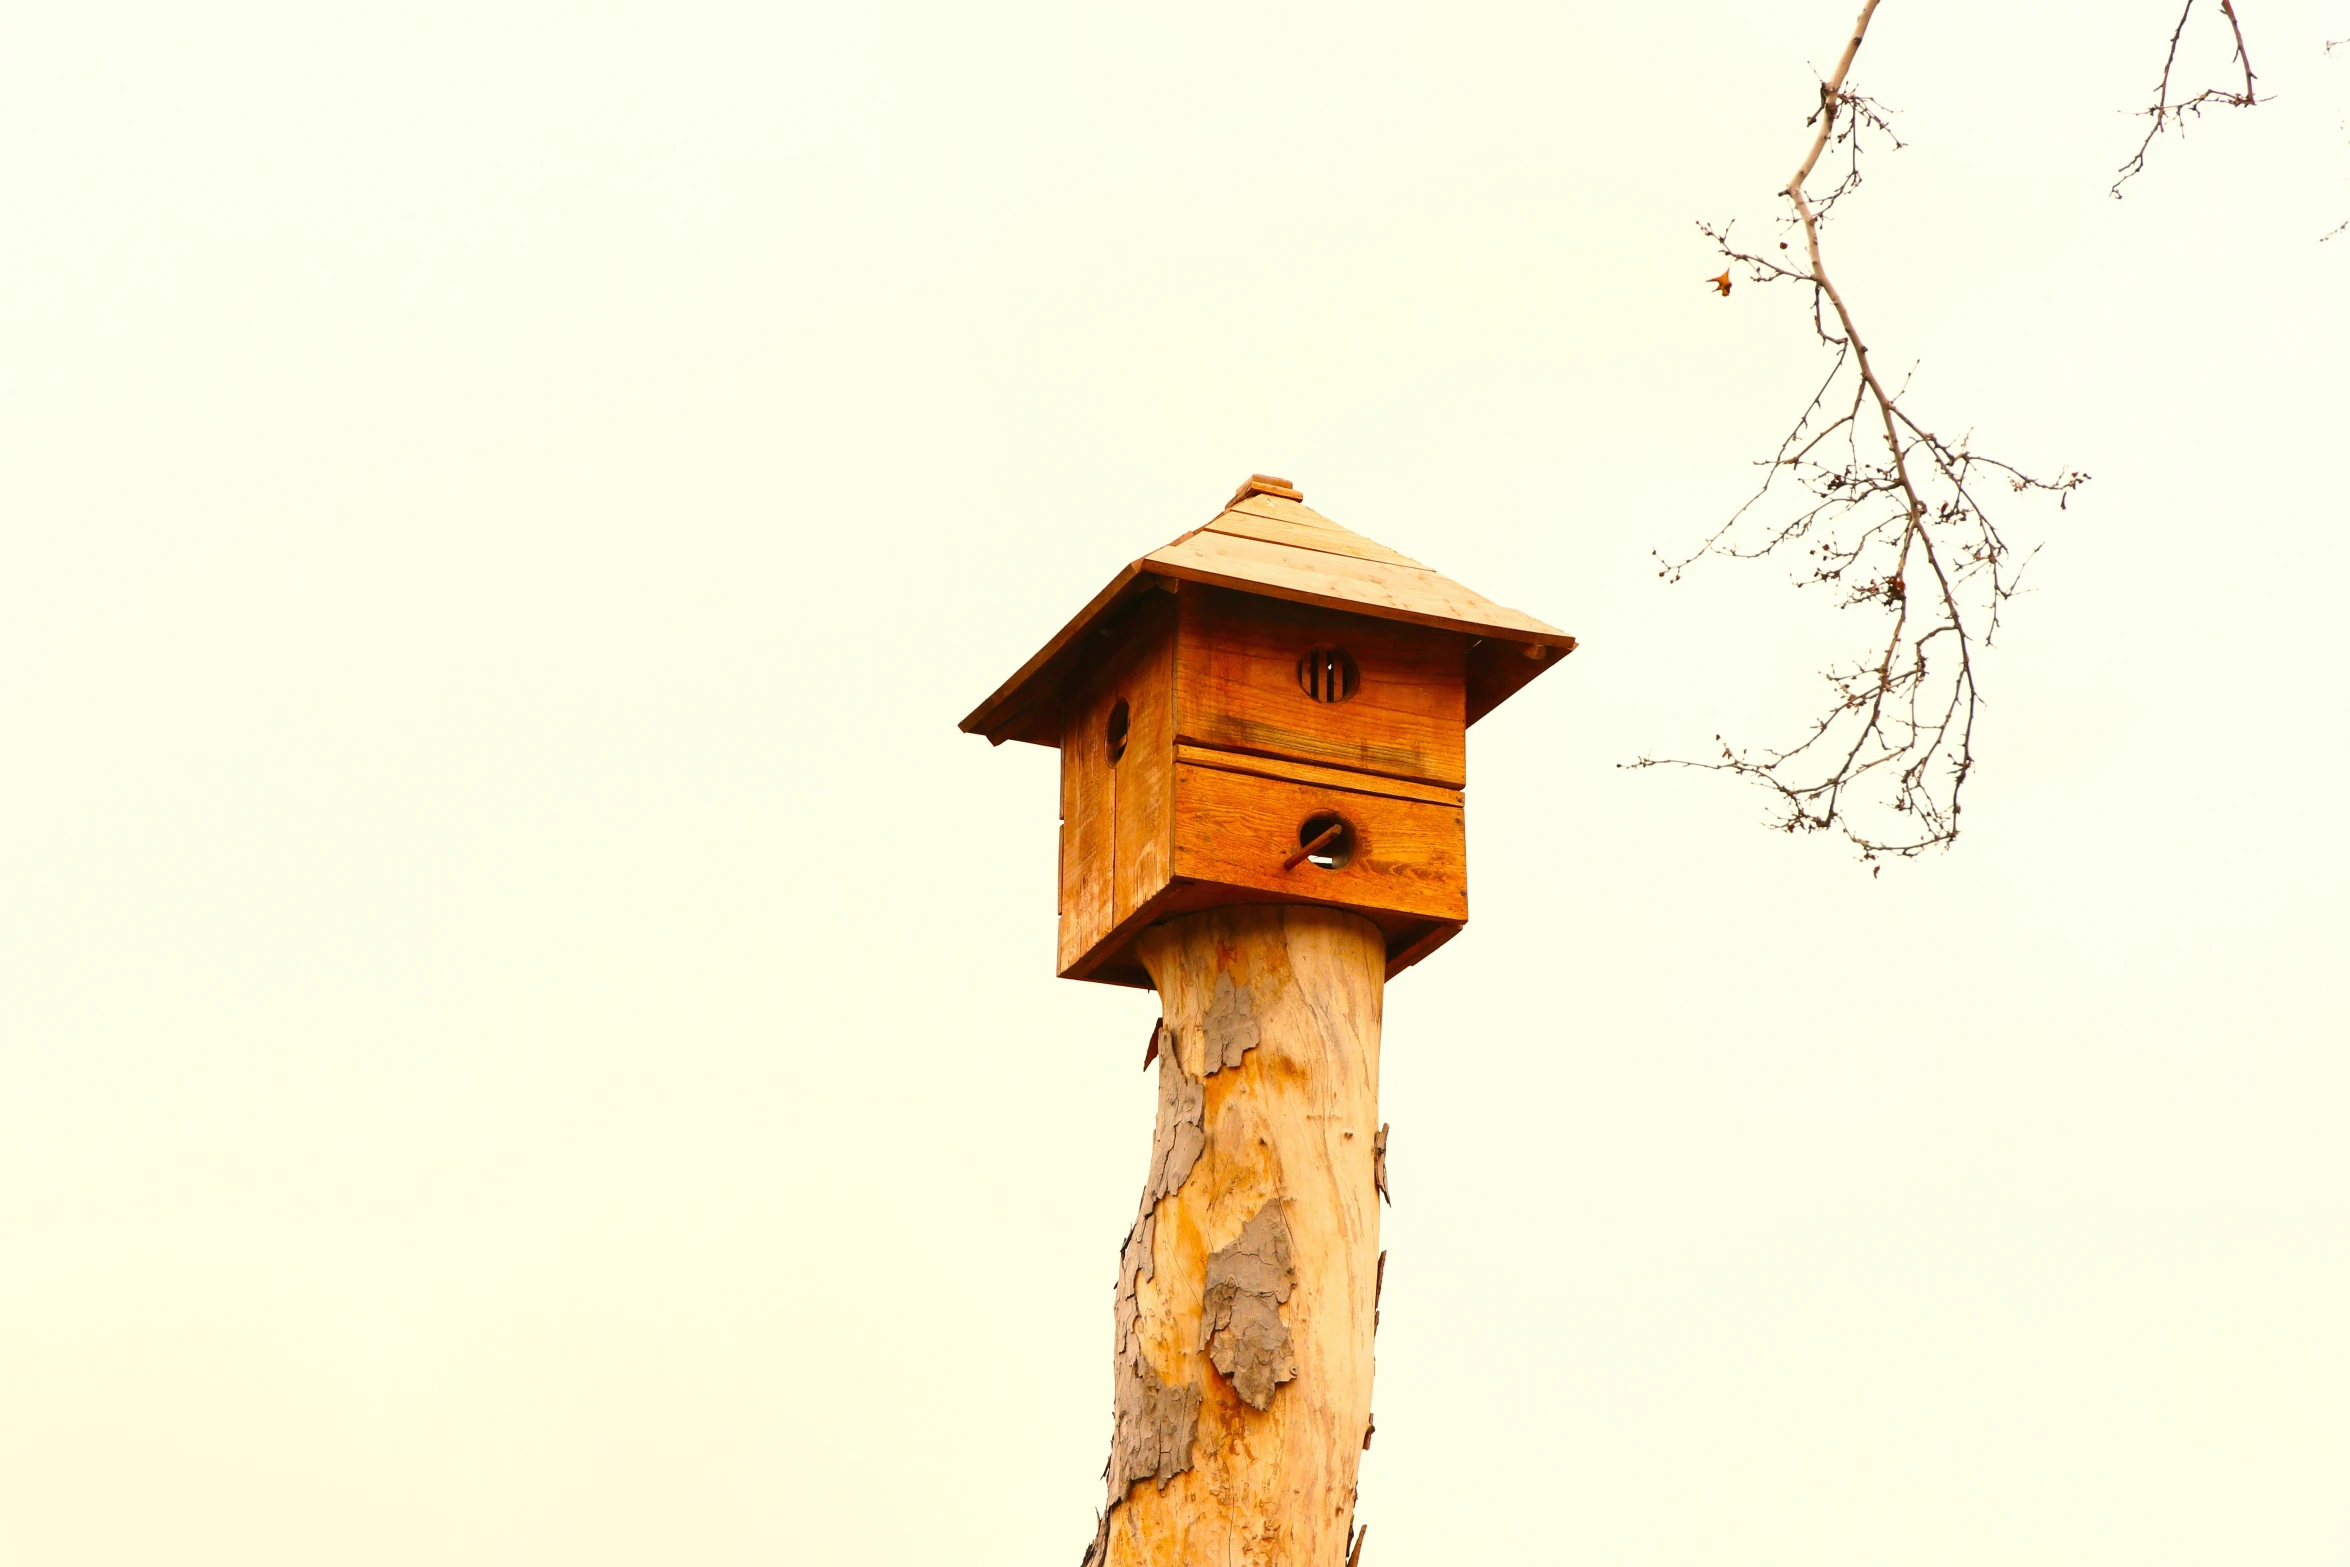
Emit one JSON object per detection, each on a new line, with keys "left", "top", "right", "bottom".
{"left": 1106, "top": 698, "right": 1130, "bottom": 765}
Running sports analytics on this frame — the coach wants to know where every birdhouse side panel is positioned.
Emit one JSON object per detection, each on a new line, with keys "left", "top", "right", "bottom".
{"left": 1056, "top": 674, "right": 1117, "bottom": 975}
{"left": 1174, "top": 589, "right": 1469, "bottom": 788}
{"left": 1112, "top": 593, "right": 1178, "bottom": 928}
{"left": 1055, "top": 590, "right": 1179, "bottom": 979}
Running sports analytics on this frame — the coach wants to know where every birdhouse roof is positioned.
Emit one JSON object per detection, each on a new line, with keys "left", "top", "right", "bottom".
{"left": 961, "top": 476, "right": 1577, "bottom": 747}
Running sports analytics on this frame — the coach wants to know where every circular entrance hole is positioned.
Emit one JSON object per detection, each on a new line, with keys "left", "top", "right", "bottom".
{"left": 1105, "top": 698, "right": 1130, "bottom": 765}
{"left": 1297, "top": 645, "right": 1359, "bottom": 704}
{"left": 1296, "top": 811, "right": 1355, "bottom": 870}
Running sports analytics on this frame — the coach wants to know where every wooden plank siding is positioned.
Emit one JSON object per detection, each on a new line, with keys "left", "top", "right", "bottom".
{"left": 1056, "top": 664, "right": 1117, "bottom": 975}
{"left": 1170, "top": 743, "right": 1464, "bottom": 808}
{"left": 1170, "top": 761, "right": 1467, "bottom": 926}
{"left": 1205, "top": 500, "right": 1431, "bottom": 569}
{"left": 1112, "top": 591, "right": 1177, "bottom": 931}
{"left": 1173, "top": 588, "right": 1468, "bottom": 788}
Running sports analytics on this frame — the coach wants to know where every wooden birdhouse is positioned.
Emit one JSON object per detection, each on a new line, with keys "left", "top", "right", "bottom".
{"left": 961, "top": 476, "right": 1575, "bottom": 988}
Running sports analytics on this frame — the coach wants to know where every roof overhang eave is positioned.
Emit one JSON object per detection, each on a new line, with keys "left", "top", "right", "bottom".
{"left": 960, "top": 556, "right": 1579, "bottom": 749}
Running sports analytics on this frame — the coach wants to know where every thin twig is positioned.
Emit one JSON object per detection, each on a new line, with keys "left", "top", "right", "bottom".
{"left": 2114, "top": 0, "right": 2262, "bottom": 196}
{"left": 2328, "top": 35, "right": 2349, "bottom": 239}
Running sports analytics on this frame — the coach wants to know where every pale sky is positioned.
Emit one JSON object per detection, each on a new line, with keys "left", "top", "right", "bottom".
{"left": 4, "top": 2, "right": 2346, "bottom": 1563}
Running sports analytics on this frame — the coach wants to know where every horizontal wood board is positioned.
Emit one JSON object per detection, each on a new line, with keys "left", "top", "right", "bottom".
{"left": 1172, "top": 742, "right": 1464, "bottom": 807}
{"left": 1170, "top": 760, "right": 1467, "bottom": 925}
{"left": 1206, "top": 498, "right": 1430, "bottom": 569}
{"left": 1175, "top": 588, "right": 1468, "bottom": 788}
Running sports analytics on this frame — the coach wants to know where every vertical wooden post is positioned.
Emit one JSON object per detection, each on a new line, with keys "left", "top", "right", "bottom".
{"left": 1086, "top": 905, "right": 1385, "bottom": 1567}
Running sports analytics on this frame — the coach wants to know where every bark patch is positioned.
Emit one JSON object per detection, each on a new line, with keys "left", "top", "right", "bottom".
{"left": 1114, "top": 1038, "right": 1205, "bottom": 1357}
{"left": 1107, "top": 1353, "right": 1202, "bottom": 1495}
{"left": 1201, "top": 1201, "right": 1298, "bottom": 1409}
{"left": 1199, "top": 972, "right": 1261, "bottom": 1074}
{"left": 1095, "top": 1024, "right": 1209, "bottom": 1565}
{"left": 1143, "top": 1033, "right": 1206, "bottom": 1209}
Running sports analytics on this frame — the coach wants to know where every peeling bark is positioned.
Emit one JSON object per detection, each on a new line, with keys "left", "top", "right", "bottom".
{"left": 1082, "top": 906, "right": 1386, "bottom": 1567}
{"left": 1110, "top": 1043, "right": 1206, "bottom": 1361}
{"left": 1143, "top": 1045, "right": 1205, "bottom": 1209}
{"left": 1108, "top": 1354, "right": 1201, "bottom": 1493}
{"left": 1199, "top": 972, "right": 1260, "bottom": 1073}
{"left": 1372, "top": 1124, "right": 1390, "bottom": 1206}
{"left": 1200, "top": 1202, "right": 1298, "bottom": 1409}
{"left": 1105, "top": 1024, "right": 1210, "bottom": 1496}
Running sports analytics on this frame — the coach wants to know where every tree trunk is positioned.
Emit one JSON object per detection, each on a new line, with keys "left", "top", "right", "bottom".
{"left": 1085, "top": 905, "right": 1385, "bottom": 1567}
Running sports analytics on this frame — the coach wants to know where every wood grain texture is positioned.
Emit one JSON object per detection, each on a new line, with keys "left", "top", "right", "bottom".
{"left": 1058, "top": 669, "right": 1117, "bottom": 974}
{"left": 1225, "top": 493, "right": 1338, "bottom": 527}
{"left": 1227, "top": 475, "right": 1304, "bottom": 504}
{"left": 1175, "top": 588, "right": 1469, "bottom": 788}
{"left": 1225, "top": 493, "right": 1420, "bottom": 563}
{"left": 1114, "top": 593, "right": 1178, "bottom": 928}
{"left": 1058, "top": 593, "right": 1179, "bottom": 975}
{"left": 1053, "top": 877, "right": 1460, "bottom": 993}
{"left": 1147, "top": 527, "right": 1566, "bottom": 643}
{"left": 1088, "top": 907, "right": 1384, "bottom": 1567}
{"left": 1172, "top": 743, "right": 1465, "bottom": 809}
{"left": 1172, "top": 761, "right": 1467, "bottom": 924}
{"left": 1206, "top": 508, "right": 1430, "bottom": 570}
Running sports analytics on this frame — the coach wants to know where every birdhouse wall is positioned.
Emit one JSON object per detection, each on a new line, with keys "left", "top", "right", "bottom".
{"left": 1167, "top": 758, "right": 1466, "bottom": 921}
{"left": 1056, "top": 584, "right": 1473, "bottom": 988}
{"left": 1056, "top": 589, "right": 1178, "bottom": 976}
{"left": 1173, "top": 589, "right": 1468, "bottom": 786}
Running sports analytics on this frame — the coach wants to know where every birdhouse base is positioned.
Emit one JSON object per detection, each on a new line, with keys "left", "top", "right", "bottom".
{"left": 1062, "top": 888, "right": 1458, "bottom": 990}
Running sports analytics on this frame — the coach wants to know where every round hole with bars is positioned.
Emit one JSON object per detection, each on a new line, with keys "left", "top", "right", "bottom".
{"left": 1297, "top": 645, "right": 1359, "bottom": 704}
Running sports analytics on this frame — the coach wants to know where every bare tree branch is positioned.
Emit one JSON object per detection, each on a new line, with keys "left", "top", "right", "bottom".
{"left": 1635, "top": 0, "right": 2087, "bottom": 866}
{"left": 2113, "top": 0, "right": 2262, "bottom": 197}
{"left": 2328, "top": 35, "right": 2350, "bottom": 240}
